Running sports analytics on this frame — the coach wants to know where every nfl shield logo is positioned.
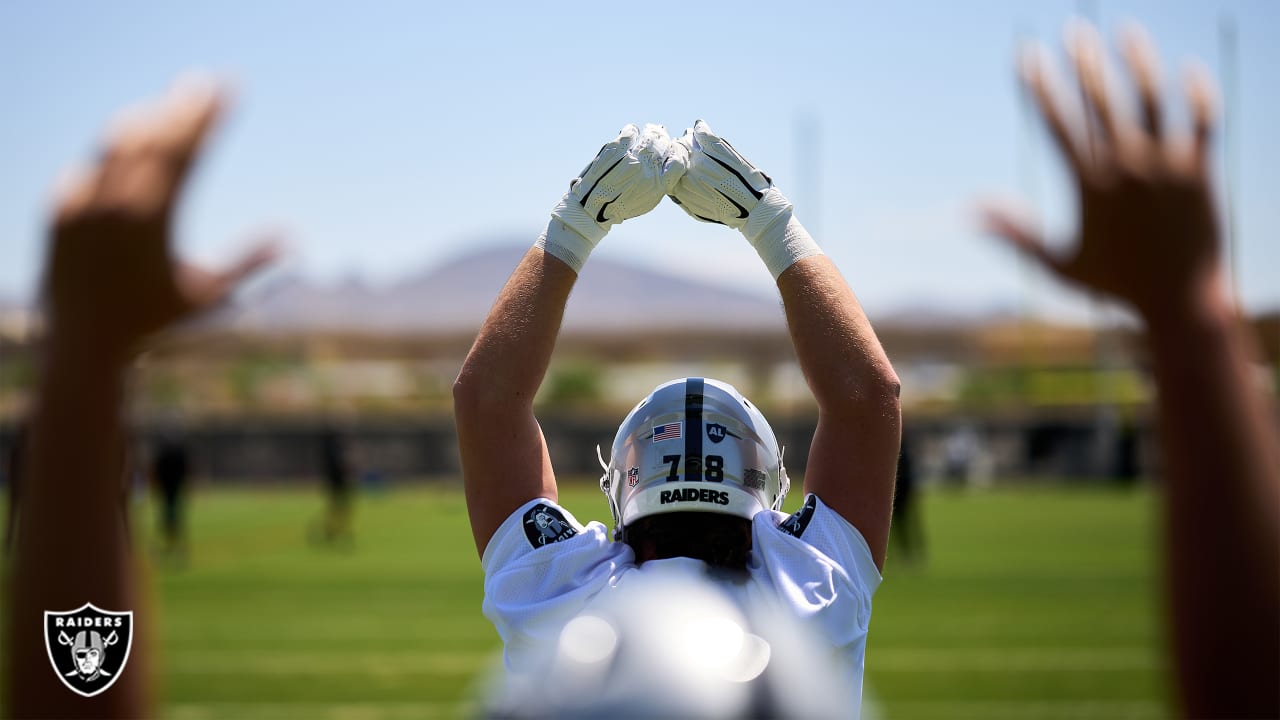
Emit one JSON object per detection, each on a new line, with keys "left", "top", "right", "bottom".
{"left": 627, "top": 467, "right": 639, "bottom": 487}
{"left": 44, "top": 603, "right": 133, "bottom": 698}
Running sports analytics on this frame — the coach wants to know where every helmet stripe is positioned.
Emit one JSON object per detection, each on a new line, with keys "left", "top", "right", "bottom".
{"left": 684, "top": 377, "right": 704, "bottom": 482}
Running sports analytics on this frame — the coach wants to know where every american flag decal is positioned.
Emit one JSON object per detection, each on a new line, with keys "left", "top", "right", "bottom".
{"left": 652, "top": 423, "right": 682, "bottom": 442}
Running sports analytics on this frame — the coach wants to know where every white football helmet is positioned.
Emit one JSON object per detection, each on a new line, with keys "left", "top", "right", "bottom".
{"left": 481, "top": 566, "right": 860, "bottom": 717}
{"left": 600, "top": 377, "right": 789, "bottom": 539}
{"left": 480, "top": 569, "right": 854, "bottom": 719}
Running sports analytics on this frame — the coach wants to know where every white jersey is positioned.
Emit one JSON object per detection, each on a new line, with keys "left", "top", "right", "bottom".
{"left": 481, "top": 493, "right": 882, "bottom": 710}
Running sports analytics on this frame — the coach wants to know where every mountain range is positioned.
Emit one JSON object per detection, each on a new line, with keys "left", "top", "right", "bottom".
{"left": 204, "top": 244, "right": 792, "bottom": 335}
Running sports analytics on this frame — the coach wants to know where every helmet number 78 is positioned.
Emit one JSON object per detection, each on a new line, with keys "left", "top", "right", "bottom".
{"left": 661, "top": 454, "right": 724, "bottom": 482}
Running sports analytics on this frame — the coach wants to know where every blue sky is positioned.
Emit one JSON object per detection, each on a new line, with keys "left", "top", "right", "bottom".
{"left": 1, "top": 1, "right": 1276, "bottom": 321}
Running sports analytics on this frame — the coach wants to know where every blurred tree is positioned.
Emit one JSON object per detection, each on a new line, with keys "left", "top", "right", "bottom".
{"left": 541, "top": 363, "right": 603, "bottom": 408}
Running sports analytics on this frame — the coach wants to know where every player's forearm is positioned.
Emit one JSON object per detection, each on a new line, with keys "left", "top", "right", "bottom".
{"left": 7, "top": 338, "right": 145, "bottom": 717}
{"left": 776, "top": 255, "right": 900, "bottom": 566}
{"left": 776, "top": 256, "right": 901, "bottom": 416}
{"left": 454, "top": 247, "right": 575, "bottom": 553}
{"left": 1143, "top": 289, "right": 1280, "bottom": 717}
{"left": 454, "top": 247, "right": 576, "bottom": 413}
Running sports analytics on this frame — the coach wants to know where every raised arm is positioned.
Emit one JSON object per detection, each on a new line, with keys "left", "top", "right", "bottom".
{"left": 983, "top": 24, "right": 1279, "bottom": 717}
{"left": 454, "top": 124, "right": 676, "bottom": 556}
{"left": 6, "top": 78, "right": 273, "bottom": 718}
{"left": 453, "top": 250, "right": 576, "bottom": 556}
{"left": 669, "top": 121, "right": 901, "bottom": 569}
{"left": 777, "top": 258, "right": 901, "bottom": 569}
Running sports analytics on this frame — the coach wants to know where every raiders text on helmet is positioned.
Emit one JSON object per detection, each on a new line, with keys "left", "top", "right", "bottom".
{"left": 600, "top": 377, "right": 789, "bottom": 539}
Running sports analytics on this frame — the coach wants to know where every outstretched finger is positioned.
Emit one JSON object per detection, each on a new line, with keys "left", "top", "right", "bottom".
{"left": 51, "top": 164, "right": 102, "bottom": 227}
{"left": 220, "top": 240, "right": 281, "bottom": 289}
{"left": 154, "top": 75, "right": 227, "bottom": 207}
{"left": 977, "top": 200, "right": 1069, "bottom": 278}
{"left": 178, "top": 236, "right": 282, "bottom": 313}
{"left": 1019, "top": 43, "right": 1088, "bottom": 177}
{"left": 1184, "top": 64, "right": 1217, "bottom": 170}
{"left": 1120, "top": 24, "right": 1164, "bottom": 140}
{"left": 1068, "top": 21, "right": 1119, "bottom": 149}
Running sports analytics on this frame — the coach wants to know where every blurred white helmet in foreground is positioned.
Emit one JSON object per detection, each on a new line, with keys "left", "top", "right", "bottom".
{"left": 481, "top": 569, "right": 853, "bottom": 719}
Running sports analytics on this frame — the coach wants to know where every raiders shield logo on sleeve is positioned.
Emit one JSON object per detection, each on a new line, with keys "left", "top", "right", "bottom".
{"left": 44, "top": 603, "right": 133, "bottom": 698}
{"left": 522, "top": 503, "right": 578, "bottom": 548}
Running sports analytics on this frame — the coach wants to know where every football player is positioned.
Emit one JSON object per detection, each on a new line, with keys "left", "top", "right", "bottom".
{"left": 455, "top": 121, "right": 901, "bottom": 716}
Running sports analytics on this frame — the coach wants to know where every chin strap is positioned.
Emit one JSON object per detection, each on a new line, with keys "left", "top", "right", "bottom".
{"left": 597, "top": 444, "right": 625, "bottom": 540}
{"left": 775, "top": 445, "right": 791, "bottom": 511}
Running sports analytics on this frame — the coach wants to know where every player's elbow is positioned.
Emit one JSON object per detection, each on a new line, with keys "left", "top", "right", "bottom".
{"left": 870, "top": 369, "right": 903, "bottom": 418}
{"left": 452, "top": 370, "right": 484, "bottom": 419}
{"left": 881, "top": 367, "right": 902, "bottom": 406}
{"left": 452, "top": 367, "right": 526, "bottom": 421}
{"left": 821, "top": 365, "right": 901, "bottom": 421}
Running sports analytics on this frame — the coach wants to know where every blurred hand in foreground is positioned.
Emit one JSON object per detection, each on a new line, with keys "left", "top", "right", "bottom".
{"left": 983, "top": 22, "right": 1279, "bottom": 720}
{"left": 982, "top": 23, "right": 1220, "bottom": 321}
{"left": 8, "top": 76, "right": 276, "bottom": 719}
{"left": 45, "top": 75, "right": 275, "bottom": 359}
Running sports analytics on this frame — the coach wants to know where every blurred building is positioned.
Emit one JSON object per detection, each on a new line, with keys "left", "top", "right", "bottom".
{"left": 0, "top": 245, "right": 1275, "bottom": 485}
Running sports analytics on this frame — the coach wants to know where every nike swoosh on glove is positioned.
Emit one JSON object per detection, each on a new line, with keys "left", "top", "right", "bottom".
{"left": 667, "top": 119, "right": 821, "bottom": 279}
{"left": 667, "top": 119, "right": 787, "bottom": 234}
{"left": 559, "top": 123, "right": 675, "bottom": 235}
{"left": 540, "top": 123, "right": 677, "bottom": 272}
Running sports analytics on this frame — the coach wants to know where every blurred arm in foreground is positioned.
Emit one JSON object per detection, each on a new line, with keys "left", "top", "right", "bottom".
{"left": 4, "top": 79, "right": 274, "bottom": 718}
{"left": 982, "top": 23, "right": 1280, "bottom": 718}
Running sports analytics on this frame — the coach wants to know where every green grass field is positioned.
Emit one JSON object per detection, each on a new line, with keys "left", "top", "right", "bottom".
{"left": 30, "top": 483, "right": 1171, "bottom": 718}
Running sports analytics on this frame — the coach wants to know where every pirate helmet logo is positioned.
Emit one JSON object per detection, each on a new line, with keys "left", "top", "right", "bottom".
{"left": 521, "top": 503, "right": 579, "bottom": 548}
{"left": 44, "top": 603, "right": 133, "bottom": 697}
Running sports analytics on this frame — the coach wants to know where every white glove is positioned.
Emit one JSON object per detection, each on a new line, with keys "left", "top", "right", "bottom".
{"left": 667, "top": 119, "right": 821, "bottom": 279}
{"left": 537, "top": 123, "right": 678, "bottom": 273}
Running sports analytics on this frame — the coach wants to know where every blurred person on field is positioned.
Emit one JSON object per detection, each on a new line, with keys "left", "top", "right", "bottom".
{"left": 455, "top": 120, "right": 899, "bottom": 718}
{"left": 943, "top": 422, "right": 978, "bottom": 488}
{"left": 891, "top": 431, "right": 924, "bottom": 564}
{"left": 3, "top": 77, "right": 275, "bottom": 718}
{"left": 150, "top": 427, "right": 190, "bottom": 562}
{"left": 982, "top": 22, "right": 1280, "bottom": 718}
{"left": 4, "top": 420, "right": 27, "bottom": 551}
{"left": 313, "top": 422, "right": 354, "bottom": 545}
